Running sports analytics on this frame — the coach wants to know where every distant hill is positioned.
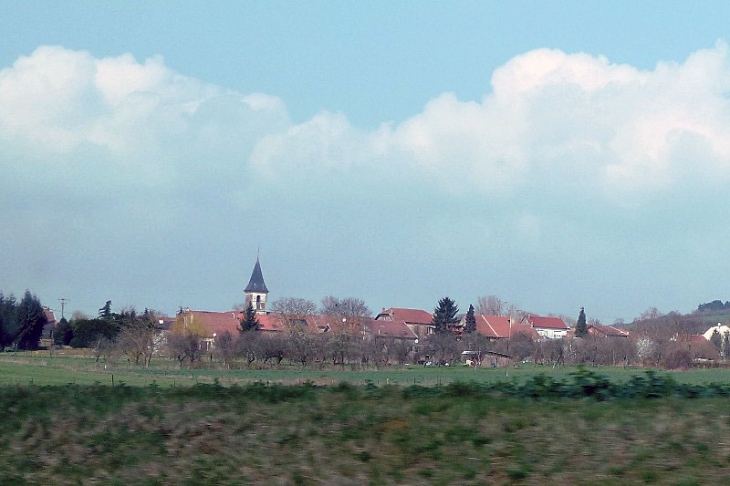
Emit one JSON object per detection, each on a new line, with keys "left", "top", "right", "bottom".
{"left": 697, "top": 300, "right": 730, "bottom": 313}
{"left": 693, "top": 300, "right": 730, "bottom": 326}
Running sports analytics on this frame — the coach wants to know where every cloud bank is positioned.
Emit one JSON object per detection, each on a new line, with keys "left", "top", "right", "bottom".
{"left": 3, "top": 43, "right": 730, "bottom": 318}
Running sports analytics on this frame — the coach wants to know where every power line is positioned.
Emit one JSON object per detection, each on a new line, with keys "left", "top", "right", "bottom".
{"left": 58, "top": 298, "right": 69, "bottom": 320}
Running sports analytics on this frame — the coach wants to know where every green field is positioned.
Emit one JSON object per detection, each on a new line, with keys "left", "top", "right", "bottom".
{"left": 4, "top": 354, "right": 730, "bottom": 484}
{"left": 3, "top": 351, "right": 730, "bottom": 388}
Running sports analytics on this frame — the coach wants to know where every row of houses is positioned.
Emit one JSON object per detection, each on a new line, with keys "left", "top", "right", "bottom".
{"left": 171, "top": 258, "right": 609, "bottom": 348}
{"left": 37, "top": 258, "right": 637, "bottom": 352}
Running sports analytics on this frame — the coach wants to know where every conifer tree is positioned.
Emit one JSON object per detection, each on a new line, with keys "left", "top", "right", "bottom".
{"left": 432, "top": 297, "right": 459, "bottom": 334}
{"left": 464, "top": 304, "right": 477, "bottom": 333}
{"left": 0, "top": 293, "right": 19, "bottom": 350}
{"left": 54, "top": 317, "right": 73, "bottom": 346}
{"left": 575, "top": 307, "right": 588, "bottom": 338}
{"left": 239, "top": 301, "right": 260, "bottom": 333}
{"left": 15, "top": 290, "right": 47, "bottom": 350}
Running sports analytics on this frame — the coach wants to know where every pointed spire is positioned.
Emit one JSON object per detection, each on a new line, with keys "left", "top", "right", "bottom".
{"left": 244, "top": 258, "right": 269, "bottom": 293}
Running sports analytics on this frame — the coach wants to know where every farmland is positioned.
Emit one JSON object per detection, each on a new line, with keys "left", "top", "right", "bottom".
{"left": 3, "top": 355, "right": 730, "bottom": 484}
{"left": 5, "top": 350, "right": 730, "bottom": 388}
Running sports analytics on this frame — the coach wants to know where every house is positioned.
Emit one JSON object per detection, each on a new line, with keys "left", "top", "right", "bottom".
{"left": 258, "top": 313, "right": 324, "bottom": 334}
{"left": 702, "top": 323, "right": 730, "bottom": 341}
{"left": 41, "top": 307, "right": 57, "bottom": 340}
{"left": 671, "top": 334, "right": 719, "bottom": 362}
{"left": 521, "top": 315, "right": 570, "bottom": 339}
{"left": 176, "top": 309, "right": 242, "bottom": 350}
{"left": 461, "top": 314, "right": 539, "bottom": 341}
{"left": 375, "top": 308, "right": 433, "bottom": 340}
{"left": 701, "top": 323, "right": 730, "bottom": 358}
{"left": 482, "top": 351, "right": 513, "bottom": 368}
{"left": 587, "top": 324, "right": 630, "bottom": 339}
{"left": 364, "top": 319, "right": 418, "bottom": 343}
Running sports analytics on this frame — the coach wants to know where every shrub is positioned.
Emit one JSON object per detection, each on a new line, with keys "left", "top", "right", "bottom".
{"left": 662, "top": 349, "right": 692, "bottom": 370}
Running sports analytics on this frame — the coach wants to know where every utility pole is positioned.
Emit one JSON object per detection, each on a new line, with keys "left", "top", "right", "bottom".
{"left": 58, "top": 298, "right": 68, "bottom": 320}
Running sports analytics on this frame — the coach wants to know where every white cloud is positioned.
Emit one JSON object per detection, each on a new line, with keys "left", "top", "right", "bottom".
{"left": 5, "top": 43, "right": 730, "bottom": 205}
{"left": 245, "top": 41, "right": 730, "bottom": 208}
{"left": 4, "top": 43, "right": 730, "bottom": 317}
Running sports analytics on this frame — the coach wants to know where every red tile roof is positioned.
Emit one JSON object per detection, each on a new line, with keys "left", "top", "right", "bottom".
{"left": 183, "top": 310, "right": 241, "bottom": 337}
{"left": 376, "top": 308, "right": 433, "bottom": 325}
{"left": 476, "top": 315, "right": 539, "bottom": 339}
{"left": 257, "top": 313, "right": 285, "bottom": 333}
{"left": 182, "top": 310, "right": 357, "bottom": 336}
{"left": 43, "top": 308, "right": 56, "bottom": 325}
{"left": 524, "top": 315, "right": 569, "bottom": 330}
{"left": 587, "top": 324, "right": 630, "bottom": 338}
{"left": 364, "top": 319, "right": 418, "bottom": 340}
{"left": 674, "top": 334, "right": 707, "bottom": 344}
{"left": 257, "top": 313, "right": 325, "bottom": 333}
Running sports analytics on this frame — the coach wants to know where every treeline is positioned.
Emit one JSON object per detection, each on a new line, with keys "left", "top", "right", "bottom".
{"left": 206, "top": 326, "right": 703, "bottom": 371}
{"left": 0, "top": 291, "right": 48, "bottom": 351}
{"left": 697, "top": 299, "right": 730, "bottom": 313}
{"left": 56, "top": 301, "right": 160, "bottom": 366}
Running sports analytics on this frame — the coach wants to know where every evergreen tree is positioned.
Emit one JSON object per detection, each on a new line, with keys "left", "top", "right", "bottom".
{"left": 69, "top": 318, "right": 119, "bottom": 348}
{"left": 239, "top": 302, "right": 260, "bottom": 333}
{"left": 98, "top": 300, "right": 113, "bottom": 320}
{"left": 54, "top": 317, "right": 73, "bottom": 346}
{"left": 15, "top": 290, "right": 47, "bottom": 350}
{"left": 0, "top": 293, "right": 19, "bottom": 350}
{"left": 432, "top": 297, "right": 459, "bottom": 334}
{"left": 575, "top": 307, "right": 588, "bottom": 338}
{"left": 464, "top": 304, "right": 477, "bottom": 333}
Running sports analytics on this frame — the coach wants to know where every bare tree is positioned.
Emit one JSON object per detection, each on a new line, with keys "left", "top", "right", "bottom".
{"left": 167, "top": 333, "right": 204, "bottom": 368}
{"left": 476, "top": 295, "right": 504, "bottom": 316}
{"left": 594, "top": 336, "right": 635, "bottom": 366}
{"left": 166, "top": 315, "right": 206, "bottom": 368}
{"left": 326, "top": 331, "right": 360, "bottom": 368}
{"left": 260, "top": 333, "right": 287, "bottom": 367}
{"left": 116, "top": 310, "right": 157, "bottom": 367}
{"left": 214, "top": 331, "right": 239, "bottom": 369}
{"left": 425, "top": 333, "right": 460, "bottom": 365}
{"left": 320, "top": 296, "right": 371, "bottom": 334}
{"left": 461, "top": 332, "right": 490, "bottom": 367}
{"left": 387, "top": 338, "right": 414, "bottom": 366}
{"left": 506, "top": 332, "right": 535, "bottom": 363}
{"left": 270, "top": 297, "right": 317, "bottom": 333}
{"left": 286, "top": 331, "right": 317, "bottom": 368}
{"left": 270, "top": 297, "right": 317, "bottom": 317}
{"left": 363, "top": 337, "right": 388, "bottom": 369}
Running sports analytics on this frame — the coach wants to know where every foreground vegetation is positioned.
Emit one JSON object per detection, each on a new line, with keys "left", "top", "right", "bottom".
{"left": 3, "top": 370, "right": 730, "bottom": 484}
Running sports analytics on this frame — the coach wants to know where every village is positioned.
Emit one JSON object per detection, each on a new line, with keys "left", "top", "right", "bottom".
{"left": 29, "top": 258, "right": 730, "bottom": 371}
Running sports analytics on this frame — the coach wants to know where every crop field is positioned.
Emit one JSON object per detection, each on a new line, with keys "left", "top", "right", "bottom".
{"left": 3, "top": 355, "right": 730, "bottom": 484}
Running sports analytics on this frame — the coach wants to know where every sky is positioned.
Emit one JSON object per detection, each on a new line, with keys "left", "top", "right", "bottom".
{"left": 2, "top": 2, "right": 730, "bottom": 323}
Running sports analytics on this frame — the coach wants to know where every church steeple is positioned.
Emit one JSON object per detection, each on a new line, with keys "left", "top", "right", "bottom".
{"left": 244, "top": 258, "right": 269, "bottom": 314}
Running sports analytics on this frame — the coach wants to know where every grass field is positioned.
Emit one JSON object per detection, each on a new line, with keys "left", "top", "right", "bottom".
{"left": 3, "top": 351, "right": 730, "bottom": 388}
{"left": 1, "top": 380, "right": 730, "bottom": 484}
{"left": 4, "top": 353, "right": 730, "bottom": 484}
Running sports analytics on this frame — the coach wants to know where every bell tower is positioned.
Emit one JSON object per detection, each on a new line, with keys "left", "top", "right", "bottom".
{"left": 244, "top": 257, "right": 269, "bottom": 314}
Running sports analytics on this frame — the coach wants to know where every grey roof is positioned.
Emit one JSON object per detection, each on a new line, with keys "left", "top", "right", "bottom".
{"left": 244, "top": 259, "right": 269, "bottom": 293}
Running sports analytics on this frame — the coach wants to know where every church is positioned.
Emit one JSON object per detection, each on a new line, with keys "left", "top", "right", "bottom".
{"left": 174, "top": 257, "right": 419, "bottom": 349}
{"left": 243, "top": 258, "right": 268, "bottom": 315}
{"left": 175, "top": 258, "right": 282, "bottom": 346}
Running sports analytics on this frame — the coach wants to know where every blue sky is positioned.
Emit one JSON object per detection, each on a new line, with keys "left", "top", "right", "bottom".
{"left": 2, "top": 2, "right": 730, "bottom": 322}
